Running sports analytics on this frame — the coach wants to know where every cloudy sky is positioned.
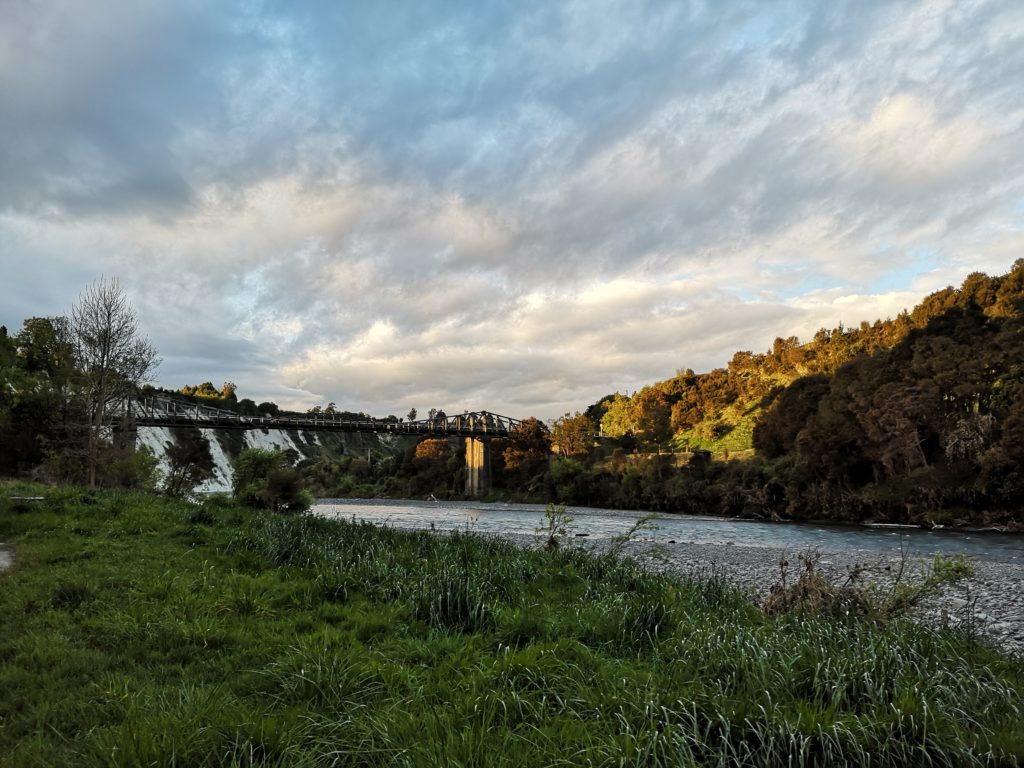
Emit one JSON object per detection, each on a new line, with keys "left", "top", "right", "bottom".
{"left": 2, "top": 1, "right": 1023, "bottom": 418}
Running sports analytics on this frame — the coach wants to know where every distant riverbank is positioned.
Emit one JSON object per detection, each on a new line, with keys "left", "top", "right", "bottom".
{"left": 314, "top": 498, "right": 1024, "bottom": 563}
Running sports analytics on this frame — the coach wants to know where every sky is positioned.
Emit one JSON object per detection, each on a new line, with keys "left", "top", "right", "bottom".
{"left": 1, "top": 0, "right": 1023, "bottom": 419}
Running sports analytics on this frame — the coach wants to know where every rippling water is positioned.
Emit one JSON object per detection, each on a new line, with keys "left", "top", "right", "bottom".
{"left": 315, "top": 499, "right": 1024, "bottom": 563}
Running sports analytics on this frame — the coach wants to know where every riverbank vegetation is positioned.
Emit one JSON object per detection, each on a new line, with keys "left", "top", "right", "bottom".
{"left": 1, "top": 484, "right": 1022, "bottom": 766}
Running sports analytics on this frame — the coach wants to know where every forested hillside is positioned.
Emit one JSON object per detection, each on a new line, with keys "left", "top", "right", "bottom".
{"left": 571, "top": 260, "right": 1024, "bottom": 526}
{"left": 596, "top": 261, "right": 1024, "bottom": 457}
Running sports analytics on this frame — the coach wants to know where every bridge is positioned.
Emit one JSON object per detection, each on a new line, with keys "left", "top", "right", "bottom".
{"left": 130, "top": 396, "right": 519, "bottom": 495}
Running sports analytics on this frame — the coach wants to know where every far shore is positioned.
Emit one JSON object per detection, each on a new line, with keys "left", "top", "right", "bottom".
{"left": 313, "top": 495, "right": 1024, "bottom": 536}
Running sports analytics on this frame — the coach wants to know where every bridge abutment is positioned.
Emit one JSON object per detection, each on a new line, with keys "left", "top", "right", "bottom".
{"left": 464, "top": 437, "right": 491, "bottom": 496}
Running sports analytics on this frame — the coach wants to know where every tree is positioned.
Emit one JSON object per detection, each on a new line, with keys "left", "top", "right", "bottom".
{"left": 407, "top": 407, "right": 418, "bottom": 422}
{"left": 71, "top": 279, "right": 160, "bottom": 488}
{"left": 752, "top": 375, "right": 830, "bottom": 458}
{"left": 15, "top": 317, "right": 76, "bottom": 383}
{"left": 408, "top": 438, "right": 456, "bottom": 496}
{"left": 502, "top": 417, "right": 551, "bottom": 482}
{"left": 633, "top": 387, "right": 671, "bottom": 451}
{"left": 258, "top": 401, "right": 281, "bottom": 417}
{"left": 179, "top": 382, "right": 221, "bottom": 399}
{"left": 0, "top": 317, "right": 79, "bottom": 474}
{"left": 164, "top": 433, "right": 216, "bottom": 497}
{"left": 414, "top": 438, "right": 450, "bottom": 462}
{"left": 600, "top": 393, "right": 635, "bottom": 438}
{"left": 600, "top": 389, "right": 670, "bottom": 450}
{"left": 550, "top": 411, "right": 595, "bottom": 458}
{"left": 237, "top": 398, "right": 258, "bottom": 416}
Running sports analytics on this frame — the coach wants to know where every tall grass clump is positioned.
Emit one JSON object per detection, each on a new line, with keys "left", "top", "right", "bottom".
{"left": 0, "top": 481, "right": 1021, "bottom": 766}
{"left": 413, "top": 563, "right": 496, "bottom": 632}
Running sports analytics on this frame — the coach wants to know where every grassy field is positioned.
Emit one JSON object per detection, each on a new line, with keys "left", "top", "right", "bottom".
{"left": 1, "top": 483, "right": 1022, "bottom": 766}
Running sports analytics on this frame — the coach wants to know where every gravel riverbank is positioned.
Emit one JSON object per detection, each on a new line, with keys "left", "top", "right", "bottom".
{"left": 603, "top": 537, "right": 1024, "bottom": 657}
{"left": 494, "top": 529, "right": 1024, "bottom": 656}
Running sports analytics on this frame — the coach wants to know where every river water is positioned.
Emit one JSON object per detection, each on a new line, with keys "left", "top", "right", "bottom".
{"left": 315, "top": 499, "right": 1024, "bottom": 564}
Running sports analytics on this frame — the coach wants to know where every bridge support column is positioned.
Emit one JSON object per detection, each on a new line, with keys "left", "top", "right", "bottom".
{"left": 464, "top": 437, "right": 491, "bottom": 496}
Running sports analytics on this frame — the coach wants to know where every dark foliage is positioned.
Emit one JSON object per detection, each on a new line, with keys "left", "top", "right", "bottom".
{"left": 232, "top": 448, "right": 311, "bottom": 513}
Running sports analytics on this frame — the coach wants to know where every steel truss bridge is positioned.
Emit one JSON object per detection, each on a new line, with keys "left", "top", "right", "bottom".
{"left": 131, "top": 396, "right": 522, "bottom": 438}
{"left": 130, "top": 396, "right": 518, "bottom": 495}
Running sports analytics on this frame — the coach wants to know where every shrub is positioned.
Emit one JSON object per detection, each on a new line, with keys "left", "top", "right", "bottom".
{"left": 98, "top": 445, "right": 161, "bottom": 491}
{"left": 762, "top": 550, "right": 975, "bottom": 623}
{"left": 762, "top": 554, "right": 874, "bottom": 620}
{"left": 232, "top": 448, "right": 312, "bottom": 513}
{"left": 536, "top": 503, "right": 573, "bottom": 551}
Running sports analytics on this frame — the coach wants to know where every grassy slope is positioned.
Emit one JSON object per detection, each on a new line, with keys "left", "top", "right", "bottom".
{"left": 1, "top": 483, "right": 1022, "bottom": 767}
{"left": 674, "top": 405, "right": 762, "bottom": 456}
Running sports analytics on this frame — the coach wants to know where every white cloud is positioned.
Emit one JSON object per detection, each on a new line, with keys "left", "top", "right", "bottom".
{"left": 833, "top": 93, "right": 989, "bottom": 185}
{"left": 2, "top": 1, "right": 1024, "bottom": 418}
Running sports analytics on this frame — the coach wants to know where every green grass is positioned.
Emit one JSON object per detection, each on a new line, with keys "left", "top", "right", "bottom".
{"left": 1, "top": 482, "right": 1022, "bottom": 766}
{"left": 674, "top": 406, "right": 761, "bottom": 456}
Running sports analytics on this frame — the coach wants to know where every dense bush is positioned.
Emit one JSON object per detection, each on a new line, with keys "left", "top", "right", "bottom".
{"left": 162, "top": 429, "right": 215, "bottom": 497}
{"left": 232, "top": 447, "right": 312, "bottom": 513}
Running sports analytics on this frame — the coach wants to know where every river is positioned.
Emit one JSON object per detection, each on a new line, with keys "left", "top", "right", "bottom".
{"left": 315, "top": 498, "right": 1024, "bottom": 564}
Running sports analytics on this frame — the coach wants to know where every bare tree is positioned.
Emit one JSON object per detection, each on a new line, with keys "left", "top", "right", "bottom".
{"left": 71, "top": 278, "right": 160, "bottom": 487}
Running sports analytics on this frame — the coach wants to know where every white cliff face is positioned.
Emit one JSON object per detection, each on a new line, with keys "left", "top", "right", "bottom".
{"left": 136, "top": 425, "right": 377, "bottom": 494}
{"left": 199, "top": 432, "right": 235, "bottom": 493}
{"left": 244, "top": 428, "right": 316, "bottom": 455}
{"left": 136, "top": 425, "right": 176, "bottom": 481}
{"left": 136, "top": 425, "right": 308, "bottom": 493}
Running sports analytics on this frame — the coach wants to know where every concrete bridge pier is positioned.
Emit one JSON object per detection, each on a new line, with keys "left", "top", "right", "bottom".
{"left": 464, "top": 437, "right": 491, "bottom": 496}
